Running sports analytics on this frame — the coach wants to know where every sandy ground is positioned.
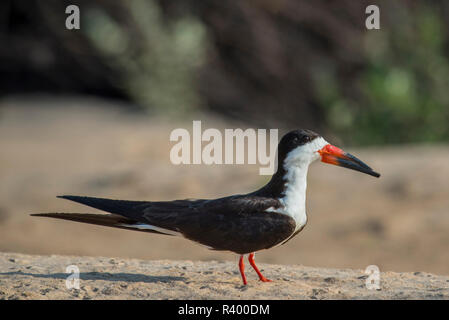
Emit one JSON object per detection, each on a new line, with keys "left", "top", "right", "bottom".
{"left": 1, "top": 252, "right": 448, "bottom": 300}
{"left": 0, "top": 95, "right": 449, "bottom": 281}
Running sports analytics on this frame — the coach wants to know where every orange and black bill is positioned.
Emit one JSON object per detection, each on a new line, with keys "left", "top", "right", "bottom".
{"left": 318, "top": 144, "right": 380, "bottom": 178}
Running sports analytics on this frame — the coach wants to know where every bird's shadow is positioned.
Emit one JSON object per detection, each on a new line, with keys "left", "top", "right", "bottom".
{"left": 0, "top": 270, "right": 186, "bottom": 284}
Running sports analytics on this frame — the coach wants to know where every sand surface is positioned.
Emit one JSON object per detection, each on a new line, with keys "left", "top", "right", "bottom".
{"left": 1, "top": 252, "right": 448, "bottom": 300}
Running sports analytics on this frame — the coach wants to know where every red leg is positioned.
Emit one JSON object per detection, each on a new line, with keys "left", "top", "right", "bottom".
{"left": 248, "top": 253, "right": 272, "bottom": 282}
{"left": 239, "top": 255, "right": 248, "bottom": 285}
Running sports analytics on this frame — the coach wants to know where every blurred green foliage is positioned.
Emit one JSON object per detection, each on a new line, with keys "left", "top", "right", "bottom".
{"left": 83, "top": 0, "right": 206, "bottom": 116}
{"left": 6, "top": 0, "right": 447, "bottom": 146}
{"left": 81, "top": 1, "right": 448, "bottom": 146}
{"left": 315, "top": 3, "right": 449, "bottom": 145}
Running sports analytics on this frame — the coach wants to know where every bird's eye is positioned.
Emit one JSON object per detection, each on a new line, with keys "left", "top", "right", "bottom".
{"left": 303, "top": 136, "right": 310, "bottom": 143}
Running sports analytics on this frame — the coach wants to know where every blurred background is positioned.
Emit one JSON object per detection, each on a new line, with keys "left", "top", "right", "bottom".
{"left": 1, "top": 0, "right": 448, "bottom": 275}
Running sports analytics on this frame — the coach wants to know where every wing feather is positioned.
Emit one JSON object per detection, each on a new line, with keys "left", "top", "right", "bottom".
{"left": 48, "top": 195, "right": 295, "bottom": 253}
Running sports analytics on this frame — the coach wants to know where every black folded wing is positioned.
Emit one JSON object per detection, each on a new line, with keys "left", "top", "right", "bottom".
{"left": 37, "top": 195, "right": 296, "bottom": 254}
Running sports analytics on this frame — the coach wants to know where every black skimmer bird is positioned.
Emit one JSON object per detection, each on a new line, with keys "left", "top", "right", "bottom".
{"left": 31, "top": 129, "right": 380, "bottom": 285}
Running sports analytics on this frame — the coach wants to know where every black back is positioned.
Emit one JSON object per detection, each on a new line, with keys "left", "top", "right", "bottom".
{"left": 58, "top": 195, "right": 296, "bottom": 254}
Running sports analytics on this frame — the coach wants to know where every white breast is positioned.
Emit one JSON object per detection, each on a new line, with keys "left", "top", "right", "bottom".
{"left": 266, "top": 137, "right": 328, "bottom": 232}
{"left": 266, "top": 166, "right": 308, "bottom": 232}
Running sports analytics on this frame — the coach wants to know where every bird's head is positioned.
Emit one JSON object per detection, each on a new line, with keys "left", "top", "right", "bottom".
{"left": 278, "top": 129, "right": 380, "bottom": 178}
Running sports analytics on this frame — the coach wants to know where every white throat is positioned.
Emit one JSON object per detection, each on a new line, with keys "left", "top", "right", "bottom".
{"left": 279, "top": 163, "right": 310, "bottom": 231}
{"left": 268, "top": 137, "right": 328, "bottom": 232}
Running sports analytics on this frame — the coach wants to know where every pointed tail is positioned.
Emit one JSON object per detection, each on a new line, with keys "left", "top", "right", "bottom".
{"left": 30, "top": 212, "right": 173, "bottom": 235}
{"left": 56, "top": 195, "right": 149, "bottom": 217}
